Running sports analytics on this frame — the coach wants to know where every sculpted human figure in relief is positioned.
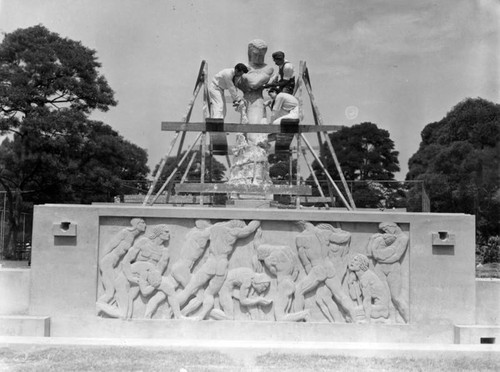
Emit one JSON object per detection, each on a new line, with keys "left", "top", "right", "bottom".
{"left": 348, "top": 254, "right": 390, "bottom": 323}
{"left": 176, "top": 219, "right": 261, "bottom": 320}
{"left": 96, "top": 218, "right": 146, "bottom": 314}
{"left": 366, "top": 222, "right": 410, "bottom": 323}
{"left": 210, "top": 267, "right": 272, "bottom": 320}
{"left": 313, "top": 222, "right": 352, "bottom": 323}
{"left": 253, "top": 227, "right": 309, "bottom": 322}
{"left": 294, "top": 221, "right": 356, "bottom": 322}
{"left": 98, "top": 224, "right": 182, "bottom": 320}
{"left": 144, "top": 219, "right": 213, "bottom": 318}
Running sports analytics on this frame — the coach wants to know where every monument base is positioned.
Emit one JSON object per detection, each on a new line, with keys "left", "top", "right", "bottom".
{"left": 42, "top": 316, "right": 458, "bottom": 344}
{"left": 26, "top": 204, "right": 480, "bottom": 344}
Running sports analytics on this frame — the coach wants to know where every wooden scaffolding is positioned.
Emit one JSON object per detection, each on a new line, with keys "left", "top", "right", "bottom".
{"left": 142, "top": 60, "right": 356, "bottom": 210}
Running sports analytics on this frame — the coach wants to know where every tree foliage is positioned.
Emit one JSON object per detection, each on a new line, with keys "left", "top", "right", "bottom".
{"left": 0, "top": 24, "right": 116, "bottom": 130}
{"left": 152, "top": 151, "right": 227, "bottom": 194}
{"left": 406, "top": 97, "right": 500, "bottom": 238}
{"left": 310, "top": 122, "right": 401, "bottom": 208}
{"left": 0, "top": 25, "right": 147, "bottom": 257}
{"left": 323, "top": 122, "right": 400, "bottom": 180}
{"left": 0, "top": 110, "right": 149, "bottom": 204}
{"left": 268, "top": 152, "right": 297, "bottom": 183}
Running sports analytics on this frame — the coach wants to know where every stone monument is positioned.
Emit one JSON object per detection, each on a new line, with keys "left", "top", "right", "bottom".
{"left": 4, "top": 40, "right": 497, "bottom": 347}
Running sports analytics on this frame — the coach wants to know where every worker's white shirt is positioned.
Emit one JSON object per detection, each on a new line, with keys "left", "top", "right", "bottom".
{"left": 211, "top": 68, "right": 240, "bottom": 102}
{"left": 273, "top": 92, "right": 298, "bottom": 113}
{"left": 281, "top": 61, "right": 294, "bottom": 80}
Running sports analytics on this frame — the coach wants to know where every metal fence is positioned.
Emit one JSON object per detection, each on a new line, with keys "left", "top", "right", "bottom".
{"left": 0, "top": 192, "right": 33, "bottom": 260}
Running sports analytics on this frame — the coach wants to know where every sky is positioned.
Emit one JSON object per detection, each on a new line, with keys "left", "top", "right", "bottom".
{"left": 0, "top": 0, "right": 498, "bottom": 179}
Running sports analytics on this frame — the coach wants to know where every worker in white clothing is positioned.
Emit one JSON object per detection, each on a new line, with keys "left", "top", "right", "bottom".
{"left": 267, "top": 87, "right": 299, "bottom": 124}
{"left": 205, "top": 63, "right": 248, "bottom": 119}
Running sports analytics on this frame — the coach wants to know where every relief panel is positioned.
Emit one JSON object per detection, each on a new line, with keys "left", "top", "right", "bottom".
{"left": 96, "top": 218, "right": 410, "bottom": 324}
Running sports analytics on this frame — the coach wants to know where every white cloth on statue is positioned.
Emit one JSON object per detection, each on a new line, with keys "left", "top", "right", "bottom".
{"left": 205, "top": 68, "right": 241, "bottom": 119}
{"left": 271, "top": 92, "right": 299, "bottom": 124}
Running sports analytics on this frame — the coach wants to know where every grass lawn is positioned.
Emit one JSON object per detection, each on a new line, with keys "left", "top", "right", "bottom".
{"left": 0, "top": 345, "right": 498, "bottom": 372}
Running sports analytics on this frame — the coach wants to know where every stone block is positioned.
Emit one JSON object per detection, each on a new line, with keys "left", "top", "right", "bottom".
{"left": 0, "top": 268, "right": 30, "bottom": 315}
{"left": 454, "top": 325, "right": 500, "bottom": 344}
{"left": 0, "top": 316, "right": 50, "bottom": 337}
{"left": 476, "top": 279, "right": 500, "bottom": 325}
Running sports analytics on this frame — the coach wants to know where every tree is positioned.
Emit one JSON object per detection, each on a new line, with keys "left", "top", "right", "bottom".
{"left": 310, "top": 122, "right": 401, "bottom": 208}
{"left": 151, "top": 151, "right": 227, "bottom": 195}
{"left": 406, "top": 98, "right": 500, "bottom": 239}
{"left": 0, "top": 24, "right": 116, "bottom": 129}
{"left": 268, "top": 152, "right": 297, "bottom": 184}
{"left": 0, "top": 110, "right": 149, "bottom": 202}
{"left": 0, "top": 25, "right": 146, "bottom": 258}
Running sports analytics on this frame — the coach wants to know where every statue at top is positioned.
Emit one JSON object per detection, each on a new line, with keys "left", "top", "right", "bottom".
{"left": 229, "top": 39, "right": 274, "bottom": 186}
{"left": 236, "top": 39, "right": 274, "bottom": 121}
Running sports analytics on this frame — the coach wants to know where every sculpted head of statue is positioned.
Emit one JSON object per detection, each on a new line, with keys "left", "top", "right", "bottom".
{"left": 248, "top": 39, "right": 268, "bottom": 67}
{"left": 252, "top": 273, "right": 271, "bottom": 293}
{"left": 130, "top": 218, "right": 146, "bottom": 232}
{"left": 379, "top": 222, "right": 400, "bottom": 235}
{"left": 146, "top": 224, "right": 170, "bottom": 242}
{"left": 349, "top": 254, "right": 370, "bottom": 272}
{"left": 256, "top": 244, "right": 271, "bottom": 260}
{"left": 195, "top": 219, "right": 212, "bottom": 230}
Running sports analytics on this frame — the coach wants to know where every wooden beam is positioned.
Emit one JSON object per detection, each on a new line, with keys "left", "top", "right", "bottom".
{"left": 125, "top": 194, "right": 212, "bottom": 204}
{"left": 175, "top": 183, "right": 312, "bottom": 195}
{"left": 301, "top": 133, "right": 353, "bottom": 211}
{"left": 301, "top": 62, "right": 356, "bottom": 210}
{"left": 161, "top": 122, "right": 343, "bottom": 133}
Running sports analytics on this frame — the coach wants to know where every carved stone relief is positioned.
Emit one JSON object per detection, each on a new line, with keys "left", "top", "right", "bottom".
{"left": 97, "top": 218, "right": 409, "bottom": 324}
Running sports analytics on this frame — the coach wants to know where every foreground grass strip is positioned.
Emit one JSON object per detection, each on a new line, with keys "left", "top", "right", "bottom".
{"left": 0, "top": 345, "right": 499, "bottom": 372}
{"left": 256, "top": 352, "right": 500, "bottom": 372}
{"left": 0, "top": 346, "right": 241, "bottom": 372}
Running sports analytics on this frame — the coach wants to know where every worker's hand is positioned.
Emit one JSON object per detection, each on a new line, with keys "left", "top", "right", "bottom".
{"left": 232, "top": 100, "right": 244, "bottom": 113}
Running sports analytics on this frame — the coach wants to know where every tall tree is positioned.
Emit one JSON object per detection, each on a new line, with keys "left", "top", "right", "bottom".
{"left": 406, "top": 98, "right": 500, "bottom": 238}
{"left": 0, "top": 25, "right": 145, "bottom": 257}
{"left": 0, "top": 24, "right": 116, "bottom": 128}
{"left": 310, "top": 122, "right": 401, "bottom": 208}
{"left": 0, "top": 110, "right": 148, "bottom": 204}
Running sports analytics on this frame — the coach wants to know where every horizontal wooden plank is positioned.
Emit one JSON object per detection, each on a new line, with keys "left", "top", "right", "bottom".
{"left": 297, "top": 196, "right": 335, "bottom": 203}
{"left": 274, "top": 196, "right": 336, "bottom": 203}
{"left": 123, "top": 194, "right": 212, "bottom": 204}
{"left": 175, "top": 183, "right": 312, "bottom": 195}
{"left": 124, "top": 194, "right": 331, "bottom": 205}
{"left": 161, "top": 122, "right": 342, "bottom": 133}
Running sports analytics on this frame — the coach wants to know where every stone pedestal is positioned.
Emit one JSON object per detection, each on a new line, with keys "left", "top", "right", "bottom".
{"left": 25, "top": 204, "right": 478, "bottom": 341}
